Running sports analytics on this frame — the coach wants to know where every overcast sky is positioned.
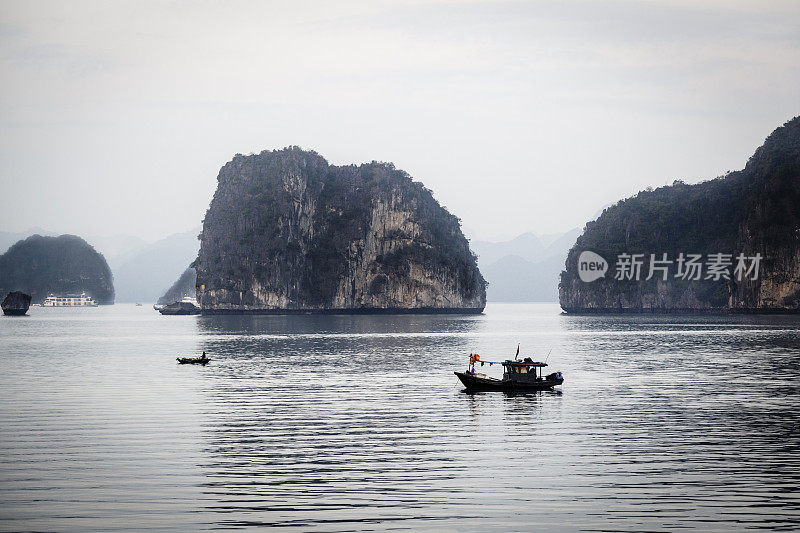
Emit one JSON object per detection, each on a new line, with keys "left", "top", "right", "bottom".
{"left": 1, "top": 0, "right": 798, "bottom": 242}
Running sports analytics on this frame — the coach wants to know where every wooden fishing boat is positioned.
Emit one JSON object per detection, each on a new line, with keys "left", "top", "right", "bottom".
{"left": 455, "top": 355, "right": 563, "bottom": 391}
{"left": 177, "top": 355, "right": 209, "bottom": 365}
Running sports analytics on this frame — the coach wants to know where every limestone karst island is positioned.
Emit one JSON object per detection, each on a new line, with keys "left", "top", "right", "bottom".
{"left": 194, "top": 147, "right": 487, "bottom": 314}
{"left": 3, "top": 118, "right": 799, "bottom": 317}
{"left": 559, "top": 116, "right": 800, "bottom": 313}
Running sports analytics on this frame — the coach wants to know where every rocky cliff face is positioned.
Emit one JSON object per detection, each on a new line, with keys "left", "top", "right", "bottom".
{"left": 196, "top": 147, "right": 486, "bottom": 313}
{"left": 560, "top": 116, "right": 800, "bottom": 313}
{"left": 0, "top": 235, "right": 114, "bottom": 304}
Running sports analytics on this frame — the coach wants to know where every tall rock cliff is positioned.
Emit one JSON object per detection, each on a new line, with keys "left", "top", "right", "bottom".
{"left": 560, "top": 116, "right": 800, "bottom": 313}
{"left": 0, "top": 234, "right": 115, "bottom": 304}
{"left": 196, "top": 147, "right": 486, "bottom": 313}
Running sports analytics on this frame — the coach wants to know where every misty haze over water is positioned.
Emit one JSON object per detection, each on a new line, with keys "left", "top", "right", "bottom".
{"left": 1, "top": 2, "right": 799, "bottom": 243}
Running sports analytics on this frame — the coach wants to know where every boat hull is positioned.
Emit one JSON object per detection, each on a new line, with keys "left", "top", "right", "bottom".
{"left": 177, "top": 357, "right": 209, "bottom": 365}
{"left": 455, "top": 371, "right": 563, "bottom": 391}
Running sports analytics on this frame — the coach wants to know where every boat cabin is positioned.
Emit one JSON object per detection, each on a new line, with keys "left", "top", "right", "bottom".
{"left": 502, "top": 358, "right": 549, "bottom": 383}
{"left": 458, "top": 353, "right": 564, "bottom": 390}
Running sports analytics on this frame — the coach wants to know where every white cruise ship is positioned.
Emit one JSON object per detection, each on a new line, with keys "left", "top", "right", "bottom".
{"left": 180, "top": 295, "right": 199, "bottom": 306}
{"left": 42, "top": 292, "right": 99, "bottom": 307}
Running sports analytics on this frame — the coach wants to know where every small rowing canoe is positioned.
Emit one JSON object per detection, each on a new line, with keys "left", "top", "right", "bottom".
{"left": 177, "top": 356, "right": 209, "bottom": 365}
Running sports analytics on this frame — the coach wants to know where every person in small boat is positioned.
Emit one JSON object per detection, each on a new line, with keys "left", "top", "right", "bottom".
{"left": 200, "top": 351, "right": 208, "bottom": 361}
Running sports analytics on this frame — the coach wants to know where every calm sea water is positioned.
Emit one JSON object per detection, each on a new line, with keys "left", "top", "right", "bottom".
{"left": 1, "top": 303, "right": 799, "bottom": 531}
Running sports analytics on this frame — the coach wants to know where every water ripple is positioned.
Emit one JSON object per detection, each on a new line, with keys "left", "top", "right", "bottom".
{"left": 1, "top": 303, "right": 798, "bottom": 531}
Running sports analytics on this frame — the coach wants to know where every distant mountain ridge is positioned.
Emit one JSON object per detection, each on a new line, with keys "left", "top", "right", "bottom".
{"left": 1, "top": 228, "right": 149, "bottom": 260}
{"left": 482, "top": 254, "right": 566, "bottom": 302}
{"left": 3, "top": 225, "right": 579, "bottom": 305}
{"left": 0, "top": 228, "right": 58, "bottom": 254}
{"left": 113, "top": 228, "right": 201, "bottom": 303}
{"left": 472, "top": 228, "right": 580, "bottom": 302}
{"left": 471, "top": 233, "right": 546, "bottom": 266}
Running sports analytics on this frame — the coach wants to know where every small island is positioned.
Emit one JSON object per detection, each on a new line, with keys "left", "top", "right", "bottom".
{"left": 0, "top": 234, "right": 114, "bottom": 304}
{"left": 195, "top": 147, "right": 486, "bottom": 314}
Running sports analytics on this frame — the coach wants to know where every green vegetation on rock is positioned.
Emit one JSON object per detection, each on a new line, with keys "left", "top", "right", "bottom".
{"left": 0, "top": 234, "right": 114, "bottom": 304}
{"left": 560, "top": 116, "right": 800, "bottom": 313}
{"left": 196, "top": 147, "right": 486, "bottom": 312}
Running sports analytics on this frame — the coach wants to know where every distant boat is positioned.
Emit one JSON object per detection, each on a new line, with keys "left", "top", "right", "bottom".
{"left": 177, "top": 354, "right": 209, "bottom": 365}
{"left": 160, "top": 302, "right": 200, "bottom": 315}
{"left": 135, "top": 303, "right": 142, "bottom": 306}
{"left": 155, "top": 295, "right": 200, "bottom": 314}
{"left": 42, "top": 292, "right": 98, "bottom": 307}
{"left": 455, "top": 355, "right": 563, "bottom": 391}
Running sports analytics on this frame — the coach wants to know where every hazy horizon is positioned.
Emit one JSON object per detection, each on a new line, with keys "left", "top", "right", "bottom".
{"left": 2, "top": 0, "right": 799, "bottom": 242}
{"left": 0, "top": 222, "right": 576, "bottom": 248}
